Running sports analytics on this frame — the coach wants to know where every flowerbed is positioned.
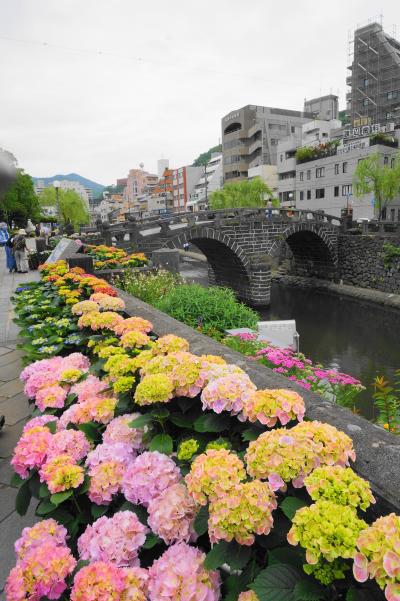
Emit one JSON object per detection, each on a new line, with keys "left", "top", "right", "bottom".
{"left": 6, "top": 259, "right": 400, "bottom": 600}
{"left": 84, "top": 244, "right": 148, "bottom": 271}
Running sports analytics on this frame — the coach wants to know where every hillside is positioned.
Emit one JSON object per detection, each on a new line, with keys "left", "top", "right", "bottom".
{"left": 32, "top": 173, "right": 105, "bottom": 197}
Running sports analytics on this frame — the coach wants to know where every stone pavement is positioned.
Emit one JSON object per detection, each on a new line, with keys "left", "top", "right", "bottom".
{"left": 0, "top": 249, "right": 40, "bottom": 598}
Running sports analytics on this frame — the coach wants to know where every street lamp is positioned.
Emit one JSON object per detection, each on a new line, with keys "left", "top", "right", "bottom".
{"left": 53, "top": 180, "right": 60, "bottom": 225}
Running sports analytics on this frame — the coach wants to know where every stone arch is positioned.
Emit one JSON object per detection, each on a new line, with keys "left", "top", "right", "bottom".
{"left": 282, "top": 223, "right": 337, "bottom": 279}
{"left": 166, "top": 227, "right": 270, "bottom": 305}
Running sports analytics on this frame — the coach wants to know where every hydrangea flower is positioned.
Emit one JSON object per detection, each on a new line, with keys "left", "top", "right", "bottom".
{"left": 287, "top": 500, "right": 367, "bottom": 565}
{"left": 120, "top": 330, "right": 151, "bottom": 349}
{"left": 304, "top": 466, "right": 375, "bottom": 510}
{"left": 134, "top": 373, "right": 174, "bottom": 405}
{"left": 122, "top": 451, "right": 181, "bottom": 506}
{"left": 71, "top": 300, "right": 99, "bottom": 315}
{"left": 140, "top": 352, "right": 181, "bottom": 378}
{"left": 291, "top": 421, "right": 356, "bottom": 467}
{"left": 88, "top": 460, "right": 126, "bottom": 505}
{"left": 148, "top": 542, "right": 220, "bottom": 601}
{"left": 208, "top": 479, "right": 276, "bottom": 545}
{"left": 177, "top": 439, "right": 199, "bottom": 461}
{"left": 201, "top": 374, "right": 256, "bottom": 415}
{"left": 70, "top": 561, "right": 126, "bottom": 601}
{"left": 22, "top": 414, "right": 58, "bottom": 433}
{"left": 15, "top": 519, "right": 68, "bottom": 560}
{"left": 113, "top": 316, "right": 153, "bottom": 336}
{"left": 353, "top": 513, "right": 400, "bottom": 601}
{"left": 39, "top": 453, "right": 85, "bottom": 494}
{"left": 245, "top": 428, "right": 318, "bottom": 491}
{"left": 11, "top": 426, "right": 52, "bottom": 478}
{"left": 148, "top": 483, "right": 198, "bottom": 545}
{"left": 152, "top": 334, "right": 190, "bottom": 355}
{"left": 78, "top": 511, "right": 148, "bottom": 566}
{"left": 186, "top": 449, "right": 246, "bottom": 505}
{"left": 71, "top": 373, "right": 109, "bottom": 402}
{"left": 85, "top": 442, "right": 136, "bottom": 469}
{"left": 34, "top": 384, "right": 69, "bottom": 411}
{"left": 5, "top": 540, "right": 76, "bottom": 601}
{"left": 96, "top": 296, "right": 126, "bottom": 312}
{"left": 171, "top": 355, "right": 209, "bottom": 397}
{"left": 47, "top": 429, "right": 91, "bottom": 462}
{"left": 120, "top": 566, "right": 149, "bottom": 601}
{"left": 113, "top": 376, "right": 136, "bottom": 394}
{"left": 103, "top": 413, "right": 145, "bottom": 449}
{"left": 78, "top": 310, "right": 124, "bottom": 331}
{"left": 240, "top": 388, "right": 305, "bottom": 426}
{"left": 238, "top": 592, "right": 259, "bottom": 601}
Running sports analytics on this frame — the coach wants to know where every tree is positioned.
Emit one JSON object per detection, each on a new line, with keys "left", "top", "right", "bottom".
{"left": 1, "top": 168, "right": 41, "bottom": 225}
{"left": 39, "top": 187, "right": 89, "bottom": 226}
{"left": 353, "top": 152, "right": 400, "bottom": 219}
{"left": 193, "top": 144, "right": 222, "bottom": 167}
{"left": 209, "top": 177, "right": 277, "bottom": 210}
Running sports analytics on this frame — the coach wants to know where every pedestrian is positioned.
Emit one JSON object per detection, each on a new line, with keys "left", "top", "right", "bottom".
{"left": 0, "top": 222, "right": 16, "bottom": 273}
{"left": 183, "top": 242, "right": 189, "bottom": 252}
{"left": 13, "top": 229, "right": 29, "bottom": 273}
{"left": 266, "top": 200, "right": 273, "bottom": 219}
{"left": 35, "top": 223, "right": 41, "bottom": 237}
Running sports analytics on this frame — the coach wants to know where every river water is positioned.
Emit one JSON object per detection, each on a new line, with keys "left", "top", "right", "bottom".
{"left": 180, "top": 259, "right": 400, "bottom": 419}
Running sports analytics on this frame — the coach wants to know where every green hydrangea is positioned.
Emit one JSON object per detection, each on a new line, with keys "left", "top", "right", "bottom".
{"left": 287, "top": 500, "right": 367, "bottom": 564}
{"left": 304, "top": 466, "right": 375, "bottom": 510}
{"left": 177, "top": 439, "right": 199, "bottom": 461}
{"left": 206, "top": 438, "right": 231, "bottom": 451}
{"left": 113, "top": 376, "right": 136, "bottom": 394}
{"left": 303, "top": 558, "right": 350, "bottom": 585}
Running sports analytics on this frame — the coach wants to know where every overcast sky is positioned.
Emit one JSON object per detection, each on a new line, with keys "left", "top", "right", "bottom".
{"left": 1, "top": 0, "right": 399, "bottom": 185}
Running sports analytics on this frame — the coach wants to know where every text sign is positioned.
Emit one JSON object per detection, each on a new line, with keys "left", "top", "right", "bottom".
{"left": 45, "top": 238, "right": 81, "bottom": 264}
{"left": 258, "top": 320, "right": 298, "bottom": 350}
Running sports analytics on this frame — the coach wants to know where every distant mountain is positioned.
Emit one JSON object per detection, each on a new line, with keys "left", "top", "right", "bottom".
{"left": 32, "top": 173, "right": 105, "bottom": 197}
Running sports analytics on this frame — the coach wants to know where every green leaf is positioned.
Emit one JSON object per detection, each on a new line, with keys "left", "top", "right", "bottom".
{"left": 73, "top": 560, "right": 90, "bottom": 576}
{"left": 251, "top": 564, "right": 301, "bottom": 601}
{"left": 10, "top": 472, "right": 25, "bottom": 487}
{"left": 50, "top": 508, "right": 74, "bottom": 524}
{"left": 151, "top": 407, "right": 170, "bottom": 419}
{"left": 142, "top": 533, "right": 162, "bottom": 549}
{"left": 194, "top": 505, "right": 209, "bottom": 536}
{"left": 194, "top": 413, "right": 231, "bottom": 433}
{"left": 28, "top": 473, "right": 41, "bottom": 499}
{"left": 118, "top": 501, "right": 148, "bottom": 525}
{"left": 169, "top": 414, "right": 194, "bottom": 429}
{"left": 346, "top": 589, "right": 358, "bottom": 601}
{"left": 36, "top": 499, "right": 57, "bottom": 516}
{"left": 241, "top": 427, "right": 263, "bottom": 441}
{"left": 77, "top": 422, "right": 101, "bottom": 442}
{"left": 50, "top": 490, "right": 73, "bottom": 505}
{"left": 268, "top": 547, "right": 304, "bottom": 570}
{"left": 280, "top": 497, "right": 308, "bottom": 521}
{"left": 44, "top": 420, "right": 58, "bottom": 433}
{"left": 91, "top": 504, "right": 108, "bottom": 519}
{"left": 294, "top": 580, "right": 327, "bottom": 601}
{"left": 77, "top": 475, "right": 91, "bottom": 495}
{"left": 128, "top": 414, "right": 154, "bottom": 429}
{"left": 149, "top": 433, "right": 173, "bottom": 455}
{"left": 205, "top": 541, "right": 251, "bottom": 571}
{"left": 16, "top": 480, "right": 32, "bottom": 516}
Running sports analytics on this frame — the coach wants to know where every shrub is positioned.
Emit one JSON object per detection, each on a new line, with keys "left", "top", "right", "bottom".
{"left": 119, "top": 269, "right": 184, "bottom": 305}
{"left": 155, "top": 284, "right": 259, "bottom": 336}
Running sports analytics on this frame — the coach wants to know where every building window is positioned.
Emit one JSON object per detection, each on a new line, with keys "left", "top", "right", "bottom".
{"left": 386, "top": 112, "right": 393, "bottom": 120}
{"left": 384, "top": 156, "right": 389, "bottom": 165}
{"left": 342, "top": 162, "right": 348, "bottom": 173}
{"left": 291, "top": 126, "right": 295, "bottom": 133}
{"left": 391, "top": 208, "right": 395, "bottom": 221}
{"left": 316, "top": 167, "right": 325, "bottom": 178}
{"left": 299, "top": 171, "right": 304, "bottom": 181}
{"left": 334, "top": 186, "right": 339, "bottom": 197}
{"left": 398, "top": 209, "right": 400, "bottom": 222}
{"left": 307, "top": 190, "right": 311, "bottom": 200}
{"left": 363, "top": 98, "right": 369, "bottom": 106}
{"left": 364, "top": 78, "right": 369, "bottom": 87}
{"left": 315, "top": 188, "right": 325, "bottom": 199}
{"left": 387, "top": 91, "right": 397, "bottom": 100}
{"left": 334, "top": 163, "right": 339, "bottom": 175}
{"left": 381, "top": 208, "right": 387, "bottom": 220}
{"left": 391, "top": 157, "right": 396, "bottom": 168}
{"left": 342, "top": 184, "right": 352, "bottom": 196}
{"left": 307, "top": 170, "right": 311, "bottom": 180}
{"left": 299, "top": 191, "right": 304, "bottom": 201}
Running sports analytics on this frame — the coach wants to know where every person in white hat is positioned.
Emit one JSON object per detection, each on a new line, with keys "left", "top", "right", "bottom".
{"left": 13, "top": 229, "right": 29, "bottom": 273}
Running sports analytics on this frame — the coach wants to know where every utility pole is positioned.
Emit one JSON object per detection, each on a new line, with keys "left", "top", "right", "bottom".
{"left": 204, "top": 162, "right": 208, "bottom": 208}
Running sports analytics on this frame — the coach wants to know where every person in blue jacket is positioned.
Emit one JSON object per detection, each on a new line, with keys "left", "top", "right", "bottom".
{"left": 0, "top": 223, "right": 16, "bottom": 273}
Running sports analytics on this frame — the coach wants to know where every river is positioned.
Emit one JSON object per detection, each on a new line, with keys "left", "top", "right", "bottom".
{"left": 180, "top": 258, "right": 400, "bottom": 419}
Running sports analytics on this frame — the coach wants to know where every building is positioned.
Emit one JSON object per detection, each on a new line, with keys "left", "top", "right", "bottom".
{"left": 346, "top": 22, "right": 400, "bottom": 127}
{"left": 123, "top": 168, "right": 159, "bottom": 213}
{"left": 188, "top": 154, "right": 223, "bottom": 211}
{"left": 221, "top": 104, "right": 314, "bottom": 183}
{"left": 157, "top": 159, "right": 169, "bottom": 178}
{"left": 154, "top": 165, "right": 203, "bottom": 213}
{"left": 277, "top": 120, "right": 400, "bottom": 220}
{"left": 248, "top": 165, "right": 278, "bottom": 197}
{"left": 304, "top": 95, "right": 339, "bottom": 121}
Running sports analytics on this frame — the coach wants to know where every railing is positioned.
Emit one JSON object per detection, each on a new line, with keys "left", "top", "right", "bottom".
{"left": 360, "top": 220, "right": 400, "bottom": 234}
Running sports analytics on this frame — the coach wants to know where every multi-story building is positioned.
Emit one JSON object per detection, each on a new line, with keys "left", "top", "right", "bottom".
{"left": 277, "top": 121, "right": 400, "bottom": 220}
{"left": 154, "top": 165, "right": 203, "bottom": 212}
{"left": 221, "top": 104, "right": 314, "bottom": 182}
{"left": 188, "top": 153, "right": 222, "bottom": 211}
{"left": 157, "top": 159, "right": 169, "bottom": 178}
{"left": 124, "top": 168, "right": 159, "bottom": 213}
{"left": 346, "top": 22, "right": 400, "bottom": 127}
{"left": 35, "top": 179, "right": 90, "bottom": 209}
{"left": 304, "top": 95, "right": 339, "bottom": 121}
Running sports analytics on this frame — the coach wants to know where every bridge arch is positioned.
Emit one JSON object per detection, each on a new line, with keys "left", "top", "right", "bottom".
{"left": 165, "top": 227, "right": 269, "bottom": 305}
{"left": 281, "top": 223, "right": 337, "bottom": 279}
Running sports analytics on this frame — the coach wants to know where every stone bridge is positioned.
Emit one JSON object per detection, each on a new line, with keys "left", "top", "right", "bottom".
{"left": 87, "top": 208, "right": 342, "bottom": 305}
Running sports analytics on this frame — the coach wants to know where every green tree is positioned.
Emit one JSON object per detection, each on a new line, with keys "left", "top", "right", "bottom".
{"left": 209, "top": 177, "right": 276, "bottom": 210}
{"left": 1, "top": 168, "right": 41, "bottom": 225}
{"left": 353, "top": 152, "right": 400, "bottom": 219}
{"left": 193, "top": 144, "right": 222, "bottom": 167}
{"left": 39, "top": 187, "right": 89, "bottom": 226}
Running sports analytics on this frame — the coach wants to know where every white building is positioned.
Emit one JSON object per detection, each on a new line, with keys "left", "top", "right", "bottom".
{"left": 35, "top": 179, "right": 90, "bottom": 209}
{"left": 188, "top": 154, "right": 223, "bottom": 211}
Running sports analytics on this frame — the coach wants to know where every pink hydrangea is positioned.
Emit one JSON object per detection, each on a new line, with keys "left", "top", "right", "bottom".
{"left": 11, "top": 426, "right": 52, "bottom": 478}
{"left": 47, "top": 429, "right": 91, "bottom": 462}
{"left": 23, "top": 371, "right": 59, "bottom": 399}
{"left": 148, "top": 542, "right": 220, "bottom": 601}
{"left": 20, "top": 356, "right": 62, "bottom": 383}
{"left": 39, "top": 453, "right": 85, "bottom": 494}
{"left": 291, "top": 421, "right": 356, "bottom": 467}
{"left": 113, "top": 316, "right": 153, "bottom": 335}
{"left": 147, "top": 483, "right": 198, "bottom": 545}
{"left": 22, "top": 415, "right": 58, "bottom": 433}
{"left": 102, "top": 413, "right": 145, "bottom": 449}
{"left": 240, "top": 389, "right": 305, "bottom": 427}
{"left": 121, "top": 566, "right": 149, "bottom": 601}
{"left": 34, "top": 384, "right": 68, "bottom": 411}
{"left": 85, "top": 442, "right": 136, "bottom": 469}
{"left": 57, "top": 396, "right": 117, "bottom": 429}
{"left": 201, "top": 374, "right": 256, "bottom": 415}
{"left": 5, "top": 540, "right": 76, "bottom": 601}
{"left": 63, "top": 352, "right": 90, "bottom": 370}
{"left": 70, "top": 561, "right": 126, "bottom": 601}
{"left": 15, "top": 519, "right": 68, "bottom": 560}
{"left": 71, "top": 374, "right": 109, "bottom": 402}
{"left": 87, "top": 460, "right": 125, "bottom": 505}
{"left": 122, "top": 451, "right": 181, "bottom": 506}
{"left": 77, "top": 511, "right": 148, "bottom": 567}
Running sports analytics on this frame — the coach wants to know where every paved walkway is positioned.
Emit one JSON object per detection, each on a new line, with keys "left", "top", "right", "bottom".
{"left": 0, "top": 248, "right": 40, "bottom": 597}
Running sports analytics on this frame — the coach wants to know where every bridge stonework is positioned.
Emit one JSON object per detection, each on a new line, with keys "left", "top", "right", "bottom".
{"left": 91, "top": 209, "right": 341, "bottom": 306}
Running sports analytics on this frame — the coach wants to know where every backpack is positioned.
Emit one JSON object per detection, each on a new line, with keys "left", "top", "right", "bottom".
{"left": 13, "top": 236, "right": 26, "bottom": 251}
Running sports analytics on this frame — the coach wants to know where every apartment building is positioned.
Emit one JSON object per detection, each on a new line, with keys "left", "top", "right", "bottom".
{"left": 277, "top": 121, "right": 400, "bottom": 220}
{"left": 123, "top": 168, "right": 159, "bottom": 214}
{"left": 346, "top": 22, "right": 400, "bottom": 127}
{"left": 304, "top": 95, "right": 339, "bottom": 121}
{"left": 189, "top": 153, "right": 222, "bottom": 211}
{"left": 155, "top": 165, "right": 203, "bottom": 212}
{"left": 221, "top": 104, "right": 314, "bottom": 183}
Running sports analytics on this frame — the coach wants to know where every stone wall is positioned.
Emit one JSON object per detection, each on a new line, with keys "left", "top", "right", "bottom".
{"left": 338, "top": 234, "right": 400, "bottom": 293}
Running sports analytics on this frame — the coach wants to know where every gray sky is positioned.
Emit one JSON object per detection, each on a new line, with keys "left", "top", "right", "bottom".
{"left": 1, "top": 0, "right": 399, "bottom": 185}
